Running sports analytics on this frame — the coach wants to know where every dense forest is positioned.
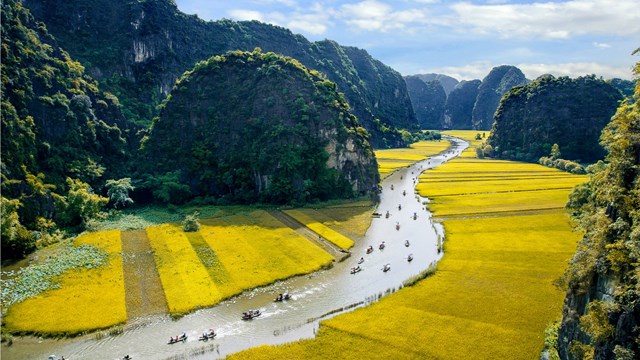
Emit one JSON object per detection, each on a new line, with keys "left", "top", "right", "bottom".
{"left": 557, "top": 58, "right": 639, "bottom": 360}
{"left": 486, "top": 75, "right": 623, "bottom": 163}
{"left": 23, "top": 0, "right": 416, "bottom": 148}
{"left": 0, "top": 1, "right": 380, "bottom": 260}
{"left": 1, "top": 0, "right": 131, "bottom": 258}
{"left": 140, "top": 49, "right": 379, "bottom": 204}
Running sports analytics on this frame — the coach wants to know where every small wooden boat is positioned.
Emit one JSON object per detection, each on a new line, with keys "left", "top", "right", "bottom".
{"left": 396, "top": 223, "right": 400, "bottom": 231}
{"left": 372, "top": 212, "right": 382, "bottom": 218}
{"left": 275, "top": 293, "right": 291, "bottom": 302}
{"left": 407, "top": 254, "right": 414, "bottom": 262}
{"left": 198, "top": 329, "right": 217, "bottom": 341}
{"left": 382, "top": 263, "right": 391, "bottom": 272}
{"left": 385, "top": 211, "right": 390, "bottom": 219}
{"left": 366, "top": 246, "right": 374, "bottom": 254}
{"left": 413, "top": 212, "right": 417, "bottom": 220}
{"left": 242, "top": 309, "right": 261, "bottom": 320}
{"left": 168, "top": 333, "right": 187, "bottom": 344}
{"left": 357, "top": 257, "right": 365, "bottom": 264}
{"left": 403, "top": 190, "right": 406, "bottom": 196}
{"left": 404, "top": 240, "right": 410, "bottom": 247}
{"left": 379, "top": 242, "right": 386, "bottom": 250}
{"left": 350, "top": 266, "right": 362, "bottom": 274}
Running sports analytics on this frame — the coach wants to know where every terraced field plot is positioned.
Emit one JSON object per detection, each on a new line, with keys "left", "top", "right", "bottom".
{"left": 230, "top": 136, "right": 585, "bottom": 359}
{"left": 284, "top": 209, "right": 355, "bottom": 250}
{"left": 375, "top": 140, "right": 450, "bottom": 178}
{"left": 4, "top": 231, "right": 127, "bottom": 335}
{"left": 147, "top": 210, "right": 334, "bottom": 315}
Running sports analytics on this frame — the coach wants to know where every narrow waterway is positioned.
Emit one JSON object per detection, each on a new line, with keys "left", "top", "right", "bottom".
{"left": 2, "top": 137, "right": 468, "bottom": 360}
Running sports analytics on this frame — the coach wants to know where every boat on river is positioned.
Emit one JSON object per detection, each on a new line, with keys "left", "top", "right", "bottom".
{"left": 275, "top": 292, "right": 291, "bottom": 302}
{"left": 379, "top": 241, "right": 386, "bottom": 250}
{"left": 357, "top": 257, "right": 365, "bottom": 264}
{"left": 198, "top": 329, "right": 217, "bottom": 341}
{"left": 366, "top": 245, "right": 374, "bottom": 254}
{"left": 350, "top": 266, "right": 362, "bottom": 274}
{"left": 242, "top": 309, "right": 261, "bottom": 320}
{"left": 372, "top": 212, "right": 382, "bottom": 218}
{"left": 407, "top": 254, "right": 414, "bottom": 262}
{"left": 405, "top": 240, "right": 410, "bottom": 247}
{"left": 382, "top": 263, "right": 391, "bottom": 272}
{"left": 167, "top": 332, "right": 187, "bottom": 344}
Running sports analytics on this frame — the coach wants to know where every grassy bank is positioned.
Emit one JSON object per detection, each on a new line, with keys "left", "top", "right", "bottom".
{"left": 229, "top": 131, "right": 584, "bottom": 359}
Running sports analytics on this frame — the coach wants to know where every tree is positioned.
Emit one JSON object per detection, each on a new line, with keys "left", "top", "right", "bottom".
{"left": 1, "top": 197, "right": 36, "bottom": 258}
{"left": 59, "top": 178, "right": 108, "bottom": 227}
{"left": 105, "top": 178, "right": 134, "bottom": 209}
{"left": 550, "top": 143, "right": 561, "bottom": 159}
{"left": 183, "top": 211, "right": 200, "bottom": 232}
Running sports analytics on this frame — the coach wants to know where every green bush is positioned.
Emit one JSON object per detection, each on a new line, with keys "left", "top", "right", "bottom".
{"left": 183, "top": 211, "right": 200, "bottom": 232}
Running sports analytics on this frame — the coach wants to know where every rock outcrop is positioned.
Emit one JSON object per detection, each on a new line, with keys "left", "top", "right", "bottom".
{"left": 404, "top": 76, "right": 446, "bottom": 129}
{"left": 141, "top": 50, "right": 379, "bottom": 204}
{"left": 472, "top": 65, "right": 529, "bottom": 130}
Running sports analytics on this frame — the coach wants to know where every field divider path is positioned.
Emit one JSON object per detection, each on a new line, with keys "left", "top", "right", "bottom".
{"left": 121, "top": 229, "right": 169, "bottom": 319}
{"left": 267, "top": 209, "right": 349, "bottom": 261}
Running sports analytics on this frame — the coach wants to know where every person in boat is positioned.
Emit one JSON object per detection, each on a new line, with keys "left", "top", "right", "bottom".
{"left": 359, "top": 257, "right": 364, "bottom": 263}
{"left": 398, "top": 204, "right": 402, "bottom": 210}
{"left": 391, "top": 184, "right": 394, "bottom": 190}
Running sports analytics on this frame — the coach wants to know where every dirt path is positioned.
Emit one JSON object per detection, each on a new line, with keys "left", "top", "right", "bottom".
{"left": 121, "top": 229, "right": 168, "bottom": 319}
{"left": 267, "top": 210, "right": 350, "bottom": 262}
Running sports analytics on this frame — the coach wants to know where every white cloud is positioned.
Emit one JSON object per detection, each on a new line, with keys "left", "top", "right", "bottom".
{"left": 287, "top": 13, "right": 329, "bottom": 34}
{"left": 339, "top": 0, "right": 429, "bottom": 32}
{"left": 426, "top": 61, "right": 634, "bottom": 81}
{"left": 228, "top": 9, "right": 265, "bottom": 22}
{"left": 449, "top": 0, "right": 640, "bottom": 39}
{"left": 593, "top": 42, "right": 612, "bottom": 48}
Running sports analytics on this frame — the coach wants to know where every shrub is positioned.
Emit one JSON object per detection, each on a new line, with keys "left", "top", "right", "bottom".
{"left": 183, "top": 211, "right": 200, "bottom": 232}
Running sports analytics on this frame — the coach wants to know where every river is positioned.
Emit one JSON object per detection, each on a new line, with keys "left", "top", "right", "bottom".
{"left": 2, "top": 137, "right": 467, "bottom": 360}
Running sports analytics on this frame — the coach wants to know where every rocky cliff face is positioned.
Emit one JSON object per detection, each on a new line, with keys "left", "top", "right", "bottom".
{"left": 24, "top": 0, "right": 416, "bottom": 148}
{"left": 443, "top": 80, "right": 481, "bottom": 130}
{"left": 141, "top": 50, "right": 379, "bottom": 204}
{"left": 413, "top": 73, "right": 459, "bottom": 96}
{"left": 557, "top": 75, "right": 639, "bottom": 359}
{"left": 487, "top": 74, "right": 622, "bottom": 162}
{"left": 404, "top": 76, "right": 446, "bottom": 129}
{"left": 472, "top": 65, "right": 529, "bottom": 130}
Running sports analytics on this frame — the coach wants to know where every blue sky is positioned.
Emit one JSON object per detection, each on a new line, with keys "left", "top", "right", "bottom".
{"left": 174, "top": 0, "right": 638, "bottom": 81}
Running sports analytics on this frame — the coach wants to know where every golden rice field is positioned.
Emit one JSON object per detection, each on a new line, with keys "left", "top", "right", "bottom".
{"left": 147, "top": 210, "right": 334, "bottom": 316}
{"left": 4, "top": 231, "right": 127, "bottom": 335}
{"left": 442, "top": 130, "right": 486, "bottom": 157}
{"left": 375, "top": 140, "right": 451, "bottom": 178}
{"left": 230, "top": 138, "right": 585, "bottom": 359}
{"left": 284, "top": 209, "right": 355, "bottom": 250}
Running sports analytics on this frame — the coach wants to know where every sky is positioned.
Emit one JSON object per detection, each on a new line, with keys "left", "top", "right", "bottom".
{"left": 174, "top": 0, "right": 639, "bottom": 81}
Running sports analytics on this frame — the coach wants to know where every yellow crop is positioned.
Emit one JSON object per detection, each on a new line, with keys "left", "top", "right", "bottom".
{"left": 147, "top": 210, "right": 333, "bottom": 315}
{"left": 375, "top": 140, "right": 451, "bottom": 178}
{"left": 229, "top": 142, "right": 585, "bottom": 359}
{"left": 284, "top": 209, "right": 354, "bottom": 249}
{"left": 5, "top": 231, "right": 127, "bottom": 335}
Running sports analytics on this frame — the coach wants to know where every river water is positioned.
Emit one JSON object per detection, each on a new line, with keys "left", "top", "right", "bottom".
{"left": 2, "top": 137, "right": 467, "bottom": 360}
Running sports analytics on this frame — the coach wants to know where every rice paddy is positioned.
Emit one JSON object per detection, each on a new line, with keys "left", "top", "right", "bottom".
{"left": 284, "top": 209, "right": 355, "bottom": 250}
{"left": 230, "top": 134, "right": 585, "bottom": 359}
{"left": 375, "top": 140, "right": 451, "bottom": 178}
{"left": 3, "top": 231, "right": 127, "bottom": 335}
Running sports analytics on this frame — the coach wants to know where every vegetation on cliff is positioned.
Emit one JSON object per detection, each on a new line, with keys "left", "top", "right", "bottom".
{"left": 404, "top": 76, "right": 446, "bottom": 130}
{"left": 443, "top": 80, "right": 481, "bottom": 130}
{"left": 556, "top": 58, "right": 639, "bottom": 360}
{"left": 1, "top": 0, "right": 130, "bottom": 259}
{"left": 472, "top": 65, "right": 529, "bottom": 130}
{"left": 140, "top": 49, "right": 379, "bottom": 205}
{"left": 487, "top": 75, "right": 623, "bottom": 163}
{"left": 24, "top": 0, "right": 416, "bottom": 147}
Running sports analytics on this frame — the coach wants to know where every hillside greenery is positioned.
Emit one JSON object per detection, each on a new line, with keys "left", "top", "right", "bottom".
{"left": 557, "top": 58, "right": 639, "bottom": 360}
{"left": 24, "top": 0, "right": 416, "bottom": 147}
{"left": 443, "top": 80, "right": 481, "bottom": 130}
{"left": 1, "top": 0, "right": 130, "bottom": 259}
{"left": 487, "top": 75, "right": 623, "bottom": 163}
{"left": 140, "top": 49, "right": 379, "bottom": 205}
{"left": 472, "top": 65, "right": 529, "bottom": 130}
{"left": 405, "top": 76, "right": 446, "bottom": 130}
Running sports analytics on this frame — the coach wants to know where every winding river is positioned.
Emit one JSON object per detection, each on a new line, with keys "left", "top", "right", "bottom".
{"left": 3, "top": 137, "right": 467, "bottom": 360}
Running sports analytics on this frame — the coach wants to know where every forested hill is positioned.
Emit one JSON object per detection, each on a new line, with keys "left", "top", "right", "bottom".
{"left": 1, "top": 0, "right": 130, "bottom": 257}
{"left": 487, "top": 75, "right": 623, "bottom": 163}
{"left": 404, "top": 75, "right": 446, "bottom": 130}
{"left": 443, "top": 80, "right": 481, "bottom": 130}
{"left": 23, "top": 0, "right": 416, "bottom": 148}
{"left": 472, "top": 65, "right": 529, "bottom": 130}
{"left": 557, "top": 63, "right": 639, "bottom": 360}
{"left": 141, "top": 50, "right": 379, "bottom": 204}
